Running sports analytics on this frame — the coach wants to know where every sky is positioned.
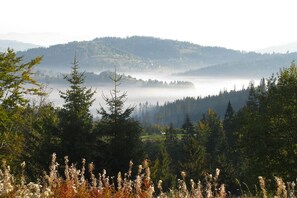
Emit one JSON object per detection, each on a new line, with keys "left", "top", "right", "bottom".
{"left": 1, "top": 0, "right": 297, "bottom": 51}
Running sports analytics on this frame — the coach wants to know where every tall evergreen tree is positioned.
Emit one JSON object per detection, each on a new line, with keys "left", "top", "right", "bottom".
{"left": 197, "top": 109, "right": 228, "bottom": 172}
{"left": 235, "top": 62, "right": 297, "bottom": 186}
{"left": 257, "top": 62, "right": 297, "bottom": 179}
{"left": 151, "top": 143, "right": 176, "bottom": 191}
{"left": 96, "top": 68, "right": 142, "bottom": 174}
{"left": 182, "top": 113, "right": 194, "bottom": 135}
{"left": 58, "top": 56, "right": 96, "bottom": 163}
{"left": 246, "top": 82, "right": 258, "bottom": 110}
{"left": 164, "top": 123, "right": 182, "bottom": 175}
{"left": 179, "top": 135, "right": 206, "bottom": 182}
{"left": 223, "top": 101, "right": 235, "bottom": 148}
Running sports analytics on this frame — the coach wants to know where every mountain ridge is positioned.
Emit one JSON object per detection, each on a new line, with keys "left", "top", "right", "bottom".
{"left": 14, "top": 36, "right": 297, "bottom": 78}
{"left": 0, "top": 39, "right": 40, "bottom": 52}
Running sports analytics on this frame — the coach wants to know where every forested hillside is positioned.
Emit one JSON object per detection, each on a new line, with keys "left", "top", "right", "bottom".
{"left": 17, "top": 36, "right": 297, "bottom": 78}
{"left": 17, "top": 36, "right": 243, "bottom": 72}
{"left": 33, "top": 70, "right": 195, "bottom": 88}
{"left": 1, "top": 49, "right": 297, "bottom": 197}
{"left": 136, "top": 88, "right": 250, "bottom": 128}
{"left": 179, "top": 53, "right": 296, "bottom": 77}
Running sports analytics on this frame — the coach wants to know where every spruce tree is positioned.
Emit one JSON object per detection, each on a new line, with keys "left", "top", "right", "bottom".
{"left": 182, "top": 113, "right": 194, "bottom": 135}
{"left": 96, "top": 68, "right": 142, "bottom": 174}
{"left": 151, "top": 143, "right": 176, "bottom": 191}
{"left": 59, "top": 56, "right": 95, "bottom": 163}
{"left": 179, "top": 135, "right": 206, "bottom": 181}
{"left": 223, "top": 101, "right": 235, "bottom": 148}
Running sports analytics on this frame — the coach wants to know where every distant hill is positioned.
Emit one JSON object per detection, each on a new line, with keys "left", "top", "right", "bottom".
{"left": 177, "top": 52, "right": 297, "bottom": 78}
{"left": 17, "top": 36, "right": 246, "bottom": 73}
{"left": 33, "top": 70, "right": 195, "bottom": 89}
{"left": 0, "top": 40, "right": 40, "bottom": 52}
{"left": 258, "top": 42, "right": 297, "bottom": 54}
{"left": 15, "top": 36, "right": 297, "bottom": 78}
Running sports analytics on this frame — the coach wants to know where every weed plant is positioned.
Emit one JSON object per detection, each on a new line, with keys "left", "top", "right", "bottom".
{"left": 0, "top": 153, "right": 296, "bottom": 197}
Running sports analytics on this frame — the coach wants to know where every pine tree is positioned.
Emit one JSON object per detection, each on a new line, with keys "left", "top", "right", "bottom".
{"left": 182, "top": 113, "right": 194, "bottom": 135}
{"left": 58, "top": 56, "right": 96, "bottom": 163}
{"left": 96, "top": 68, "right": 142, "bottom": 174}
{"left": 99, "top": 68, "right": 134, "bottom": 123}
{"left": 222, "top": 101, "right": 239, "bottom": 191}
{"left": 223, "top": 101, "right": 235, "bottom": 148}
{"left": 179, "top": 135, "right": 206, "bottom": 181}
{"left": 199, "top": 109, "right": 228, "bottom": 172}
{"left": 151, "top": 143, "right": 176, "bottom": 191}
{"left": 246, "top": 82, "right": 258, "bottom": 110}
{"left": 235, "top": 62, "right": 297, "bottom": 185}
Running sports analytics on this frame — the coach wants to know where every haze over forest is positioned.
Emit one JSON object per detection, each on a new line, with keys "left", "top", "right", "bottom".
{"left": 1, "top": 36, "right": 295, "bottom": 110}
{"left": 2, "top": 0, "right": 297, "bottom": 196}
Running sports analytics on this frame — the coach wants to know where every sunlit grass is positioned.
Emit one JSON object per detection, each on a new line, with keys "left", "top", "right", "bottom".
{"left": 0, "top": 153, "right": 296, "bottom": 197}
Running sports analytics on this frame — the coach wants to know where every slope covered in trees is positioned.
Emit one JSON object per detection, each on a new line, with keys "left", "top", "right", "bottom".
{"left": 17, "top": 36, "right": 297, "bottom": 78}
{"left": 33, "top": 70, "right": 195, "bottom": 88}
{"left": 135, "top": 88, "right": 250, "bottom": 128}
{"left": 1, "top": 49, "right": 297, "bottom": 196}
{"left": 179, "top": 52, "right": 296, "bottom": 77}
{"left": 17, "top": 36, "right": 243, "bottom": 73}
{"left": 142, "top": 62, "right": 297, "bottom": 193}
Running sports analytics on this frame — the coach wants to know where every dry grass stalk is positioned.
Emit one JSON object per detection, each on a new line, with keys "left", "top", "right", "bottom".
{"left": 2, "top": 153, "right": 295, "bottom": 198}
{"left": 258, "top": 176, "right": 267, "bottom": 198}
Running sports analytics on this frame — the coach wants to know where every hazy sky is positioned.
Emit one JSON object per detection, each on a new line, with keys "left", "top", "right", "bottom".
{"left": 1, "top": 0, "right": 296, "bottom": 51}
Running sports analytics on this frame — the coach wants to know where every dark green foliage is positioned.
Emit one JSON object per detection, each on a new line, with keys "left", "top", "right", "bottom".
{"left": 96, "top": 68, "right": 143, "bottom": 175}
{"left": 58, "top": 56, "right": 96, "bottom": 163}
{"left": 198, "top": 110, "right": 228, "bottom": 171}
{"left": 21, "top": 101, "right": 60, "bottom": 179}
{"left": 232, "top": 62, "right": 297, "bottom": 188}
{"left": 164, "top": 123, "right": 182, "bottom": 167}
{"left": 0, "top": 49, "right": 43, "bottom": 108}
{"left": 98, "top": 71, "right": 134, "bottom": 122}
{"left": 223, "top": 101, "right": 236, "bottom": 150}
{"left": 151, "top": 143, "right": 176, "bottom": 191}
{"left": 178, "top": 135, "right": 206, "bottom": 181}
{"left": 2, "top": 48, "right": 297, "bottom": 195}
{"left": 182, "top": 113, "right": 194, "bottom": 134}
{"left": 139, "top": 89, "right": 250, "bottom": 128}
{"left": 0, "top": 49, "right": 45, "bottom": 171}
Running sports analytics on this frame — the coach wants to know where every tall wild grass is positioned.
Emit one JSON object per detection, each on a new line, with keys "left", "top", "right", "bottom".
{"left": 0, "top": 153, "right": 296, "bottom": 197}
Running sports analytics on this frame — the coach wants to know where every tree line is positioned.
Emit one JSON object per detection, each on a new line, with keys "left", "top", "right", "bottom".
{"left": 143, "top": 63, "right": 297, "bottom": 194}
{"left": 135, "top": 88, "right": 250, "bottom": 129}
{"left": 0, "top": 49, "right": 143, "bottom": 179}
{"left": 0, "top": 49, "right": 296, "bottom": 195}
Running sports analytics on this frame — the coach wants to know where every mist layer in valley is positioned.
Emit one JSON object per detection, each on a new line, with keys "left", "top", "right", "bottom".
{"left": 22, "top": 36, "right": 275, "bottom": 114}
{"left": 41, "top": 72, "right": 259, "bottom": 116}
